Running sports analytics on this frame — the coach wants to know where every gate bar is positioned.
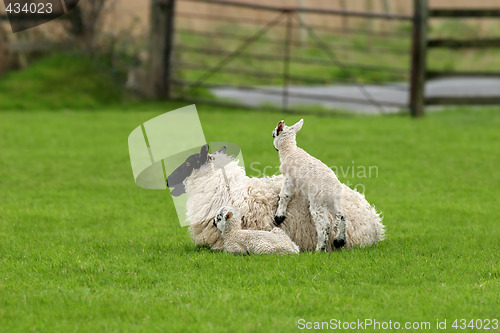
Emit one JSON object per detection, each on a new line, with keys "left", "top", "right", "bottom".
{"left": 282, "top": 11, "right": 293, "bottom": 112}
{"left": 161, "top": 0, "right": 412, "bottom": 20}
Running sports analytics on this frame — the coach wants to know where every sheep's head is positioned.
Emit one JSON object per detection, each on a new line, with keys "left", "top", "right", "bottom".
{"left": 272, "top": 119, "right": 304, "bottom": 151}
{"left": 167, "top": 145, "right": 226, "bottom": 196}
{"left": 213, "top": 206, "right": 239, "bottom": 233}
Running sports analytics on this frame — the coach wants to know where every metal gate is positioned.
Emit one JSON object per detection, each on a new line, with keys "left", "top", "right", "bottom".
{"left": 160, "top": 0, "right": 414, "bottom": 115}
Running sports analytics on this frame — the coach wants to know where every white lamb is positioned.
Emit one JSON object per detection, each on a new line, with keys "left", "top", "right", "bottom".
{"left": 272, "top": 119, "right": 346, "bottom": 251}
{"left": 213, "top": 206, "right": 299, "bottom": 255}
{"left": 180, "top": 148, "right": 385, "bottom": 252}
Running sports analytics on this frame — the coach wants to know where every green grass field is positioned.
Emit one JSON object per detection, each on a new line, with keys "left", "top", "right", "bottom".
{"left": 0, "top": 104, "right": 499, "bottom": 332}
{"left": 0, "top": 54, "right": 499, "bottom": 332}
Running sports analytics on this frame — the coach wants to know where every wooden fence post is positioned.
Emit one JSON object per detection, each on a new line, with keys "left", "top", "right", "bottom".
{"left": 409, "top": 0, "right": 428, "bottom": 117}
{"left": 148, "top": 0, "right": 176, "bottom": 99}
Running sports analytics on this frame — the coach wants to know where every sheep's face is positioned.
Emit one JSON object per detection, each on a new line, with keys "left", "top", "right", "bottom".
{"left": 213, "top": 206, "right": 234, "bottom": 232}
{"left": 272, "top": 119, "right": 304, "bottom": 151}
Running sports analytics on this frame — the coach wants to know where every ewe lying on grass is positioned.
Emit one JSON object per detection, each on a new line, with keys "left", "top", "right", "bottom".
{"left": 169, "top": 146, "right": 384, "bottom": 252}
{"left": 272, "top": 119, "right": 346, "bottom": 251}
{"left": 213, "top": 206, "right": 299, "bottom": 255}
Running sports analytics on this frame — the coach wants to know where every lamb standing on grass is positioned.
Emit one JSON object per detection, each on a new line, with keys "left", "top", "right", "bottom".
{"left": 272, "top": 119, "right": 347, "bottom": 251}
{"left": 213, "top": 206, "right": 300, "bottom": 255}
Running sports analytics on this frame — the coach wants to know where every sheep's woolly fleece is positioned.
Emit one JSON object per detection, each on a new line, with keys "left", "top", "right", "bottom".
{"left": 187, "top": 153, "right": 385, "bottom": 252}
{"left": 214, "top": 206, "right": 299, "bottom": 255}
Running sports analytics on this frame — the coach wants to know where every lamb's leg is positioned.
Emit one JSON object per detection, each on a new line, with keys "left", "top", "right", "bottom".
{"left": 333, "top": 216, "right": 346, "bottom": 249}
{"left": 329, "top": 187, "right": 346, "bottom": 248}
{"left": 310, "top": 204, "right": 330, "bottom": 252}
{"left": 274, "top": 177, "right": 295, "bottom": 226}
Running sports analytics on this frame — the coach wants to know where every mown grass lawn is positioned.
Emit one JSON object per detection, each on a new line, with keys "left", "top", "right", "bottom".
{"left": 0, "top": 103, "right": 499, "bottom": 332}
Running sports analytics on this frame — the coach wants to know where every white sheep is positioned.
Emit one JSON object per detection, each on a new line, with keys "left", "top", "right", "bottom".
{"left": 183, "top": 150, "right": 384, "bottom": 252}
{"left": 272, "top": 119, "right": 346, "bottom": 251}
{"left": 213, "top": 206, "right": 299, "bottom": 255}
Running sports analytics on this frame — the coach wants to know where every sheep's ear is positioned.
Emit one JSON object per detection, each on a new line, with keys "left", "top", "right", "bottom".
{"left": 199, "top": 144, "right": 209, "bottom": 162}
{"left": 215, "top": 145, "right": 226, "bottom": 155}
{"left": 276, "top": 120, "right": 285, "bottom": 135}
{"left": 291, "top": 119, "right": 304, "bottom": 133}
{"left": 225, "top": 212, "right": 233, "bottom": 220}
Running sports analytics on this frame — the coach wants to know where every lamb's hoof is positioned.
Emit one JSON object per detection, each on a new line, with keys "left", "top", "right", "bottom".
{"left": 273, "top": 215, "right": 286, "bottom": 226}
{"left": 315, "top": 245, "right": 327, "bottom": 252}
{"left": 333, "top": 238, "right": 346, "bottom": 249}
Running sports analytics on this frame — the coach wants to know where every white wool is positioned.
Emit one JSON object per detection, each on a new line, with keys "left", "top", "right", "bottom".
{"left": 186, "top": 152, "right": 385, "bottom": 252}
{"left": 215, "top": 206, "right": 299, "bottom": 255}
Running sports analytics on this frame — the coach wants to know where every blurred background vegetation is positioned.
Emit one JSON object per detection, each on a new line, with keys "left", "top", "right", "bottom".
{"left": 1, "top": 0, "right": 500, "bottom": 109}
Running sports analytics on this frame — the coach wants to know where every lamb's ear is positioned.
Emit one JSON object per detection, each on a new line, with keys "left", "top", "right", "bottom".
{"left": 225, "top": 211, "right": 233, "bottom": 220}
{"left": 291, "top": 119, "right": 304, "bottom": 133}
{"left": 199, "top": 144, "right": 209, "bottom": 162}
{"left": 276, "top": 120, "right": 285, "bottom": 135}
{"left": 215, "top": 145, "right": 226, "bottom": 155}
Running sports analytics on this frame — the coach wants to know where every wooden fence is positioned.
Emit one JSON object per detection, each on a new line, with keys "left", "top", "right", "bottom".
{"left": 2, "top": 0, "right": 499, "bottom": 116}
{"left": 151, "top": 0, "right": 500, "bottom": 117}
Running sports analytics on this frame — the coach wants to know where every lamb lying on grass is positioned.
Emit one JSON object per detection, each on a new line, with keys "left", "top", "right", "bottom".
{"left": 213, "top": 206, "right": 299, "bottom": 255}
{"left": 272, "top": 119, "right": 346, "bottom": 251}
